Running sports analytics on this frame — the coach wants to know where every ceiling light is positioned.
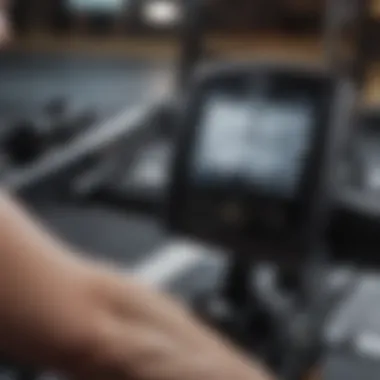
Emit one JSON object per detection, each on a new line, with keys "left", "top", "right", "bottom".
{"left": 143, "top": 0, "right": 182, "bottom": 27}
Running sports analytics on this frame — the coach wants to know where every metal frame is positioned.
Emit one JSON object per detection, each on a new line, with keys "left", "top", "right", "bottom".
{"left": 177, "top": 0, "right": 206, "bottom": 91}
{"left": 167, "top": 3, "right": 372, "bottom": 380}
{"left": 2, "top": 98, "right": 165, "bottom": 192}
{"left": 324, "top": 0, "right": 370, "bottom": 85}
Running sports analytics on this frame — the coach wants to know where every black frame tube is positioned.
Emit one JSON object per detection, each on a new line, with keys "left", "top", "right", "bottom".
{"left": 178, "top": 0, "right": 206, "bottom": 92}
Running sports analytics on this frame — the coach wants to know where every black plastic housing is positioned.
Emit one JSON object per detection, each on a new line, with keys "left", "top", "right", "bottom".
{"left": 167, "top": 62, "right": 337, "bottom": 262}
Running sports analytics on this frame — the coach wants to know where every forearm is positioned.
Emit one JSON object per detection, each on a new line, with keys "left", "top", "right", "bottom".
{"left": 0, "top": 192, "right": 273, "bottom": 380}
{"left": 75, "top": 271, "right": 274, "bottom": 380}
{"left": 0, "top": 192, "right": 98, "bottom": 368}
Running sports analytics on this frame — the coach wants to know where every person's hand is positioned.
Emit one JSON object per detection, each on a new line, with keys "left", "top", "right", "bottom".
{"left": 69, "top": 270, "right": 276, "bottom": 380}
{"left": 0, "top": 194, "right": 275, "bottom": 380}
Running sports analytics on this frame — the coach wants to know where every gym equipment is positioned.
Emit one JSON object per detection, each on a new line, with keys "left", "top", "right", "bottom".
{"left": 2, "top": 99, "right": 97, "bottom": 165}
{"left": 166, "top": 60, "right": 339, "bottom": 377}
{"left": 167, "top": 62, "right": 337, "bottom": 261}
{"left": 329, "top": 107, "right": 380, "bottom": 265}
{"left": 177, "top": 0, "right": 205, "bottom": 92}
{"left": 165, "top": 0, "right": 370, "bottom": 379}
{"left": 0, "top": 0, "right": 206, "bottom": 212}
{"left": 0, "top": 56, "right": 171, "bottom": 380}
{"left": 92, "top": 0, "right": 380, "bottom": 266}
{"left": 0, "top": 0, "right": 202, "bottom": 190}
{"left": 167, "top": 0, "right": 365, "bottom": 265}
{"left": 76, "top": 0, "right": 206, "bottom": 209}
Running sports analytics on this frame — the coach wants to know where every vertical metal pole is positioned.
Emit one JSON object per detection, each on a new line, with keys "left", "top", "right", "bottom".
{"left": 299, "top": 0, "right": 369, "bottom": 305}
{"left": 324, "top": 0, "right": 347, "bottom": 74}
{"left": 324, "top": 0, "right": 369, "bottom": 86}
{"left": 300, "top": 0, "right": 370, "bottom": 281}
{"left": 281, "top": 3, "right": 370, "bottom": 379}
{"left": 354, "top": 0, "right": 370, "bottom": 86}
{"left": 177, "top": 0, "right": 205, "bottom": 92}
{"left": 12, "top": 0, "right": 32, "bottom": 35}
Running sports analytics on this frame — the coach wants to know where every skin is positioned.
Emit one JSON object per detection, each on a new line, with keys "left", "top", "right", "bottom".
{"left": 0, "top": 8, "right": 275, "bottom": 380}
{"left": 0, "top": 192, "right": 274, "bottom": 380}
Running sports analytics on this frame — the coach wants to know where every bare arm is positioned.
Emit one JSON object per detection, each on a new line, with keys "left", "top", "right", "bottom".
{"left": 0, "top": 192, "right": 273, "bottom": 380}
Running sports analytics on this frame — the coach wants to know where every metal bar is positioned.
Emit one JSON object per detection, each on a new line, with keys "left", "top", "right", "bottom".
{"left": 324, "top": 0, "right": 349, "bottom": 74}
{"left": 324, "top": 0, "right": 370, "bottom": 85}
{"left": 2, "top": 99, "right": 164, "bottom": 192}
{"left": 280, "top": 3, "right": 370, "bottom": 378}
{"left": 70, "top": 122, "right": 157, "bottom": 198}
{"left": 178, "top": 0, "right": 206, "bottom": 91}
{"left": 354, "top": 0, "right": 371, "bottom": 85}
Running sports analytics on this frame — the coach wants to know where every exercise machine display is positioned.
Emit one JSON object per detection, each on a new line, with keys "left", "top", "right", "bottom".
{"left": 167, "top": 0, "right": 367, "bottom": 259}
{"left": 167, "top": 63, "right": 336, "bottom": 262}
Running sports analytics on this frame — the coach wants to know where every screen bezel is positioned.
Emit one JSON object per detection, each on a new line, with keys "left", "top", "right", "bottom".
{"left": 167, "top": 62, "right": 336, "bottom": 258}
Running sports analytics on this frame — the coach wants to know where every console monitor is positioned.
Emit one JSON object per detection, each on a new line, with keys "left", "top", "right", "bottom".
{"left": 167, "top": 64, "right": 335, "bottom": 258}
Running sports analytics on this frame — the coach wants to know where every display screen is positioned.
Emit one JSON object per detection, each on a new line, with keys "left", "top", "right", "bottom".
{"left": 168, "top": 69, "right": 332, "bottom": 255}
{"left": 192, "top": 94, "right": 314, "bottom": 198}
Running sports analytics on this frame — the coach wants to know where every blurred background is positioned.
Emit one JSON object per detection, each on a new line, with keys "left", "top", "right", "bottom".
{"left": 2, "top": 1, "right": 380, "bottom": 379}
{"left": 0, "top": 0, "right": 380, "bottom": 274}
{"left": 2, "top": 0, "right": 380, "bottom": 115}
{"left": 0, "top": 0, "right": 379, "bottom": 288}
